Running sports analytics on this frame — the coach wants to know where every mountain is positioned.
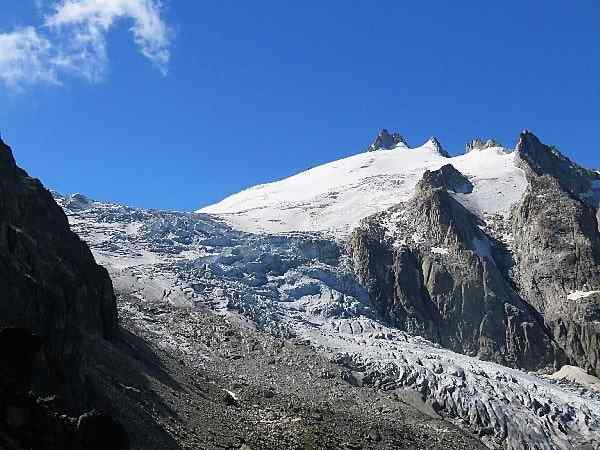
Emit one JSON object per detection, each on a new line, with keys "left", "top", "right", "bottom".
{"left": 52, "top": 129, "right": 600, "bottom": 449}
{"left": 199, "top": 133, "right": 521, "bottom": 235}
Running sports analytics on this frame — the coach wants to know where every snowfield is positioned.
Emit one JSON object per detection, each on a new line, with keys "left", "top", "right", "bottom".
{"left": 200, "top": 140, "right": 527, "bottom": 236}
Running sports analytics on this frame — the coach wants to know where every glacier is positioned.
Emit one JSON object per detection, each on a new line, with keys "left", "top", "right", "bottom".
{"left": 54, "top": 142, "right": 600, "bottom": 450}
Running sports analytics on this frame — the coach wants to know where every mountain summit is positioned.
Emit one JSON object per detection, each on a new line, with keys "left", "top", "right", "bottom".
{"left": 200, "top": 130, "right": 523, "bottom": 234}
{"left": 366, "top": 129, "right": 409, "bottom": 151}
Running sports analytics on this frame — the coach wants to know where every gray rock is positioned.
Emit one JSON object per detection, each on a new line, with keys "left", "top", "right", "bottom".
{"left": 366, "top": 129, "right": 408, "bottom": 151}
{"left": 417, "top": 164, "right": 473, "bottom": 194}
{"left": 349, "top": 165, "right": 557, "bottom": 370}
{"left": 512, "top": 131, "right": 600, "bottom": 376}
{"left": 465, "top": 138, "right": 501, "bottom": 153}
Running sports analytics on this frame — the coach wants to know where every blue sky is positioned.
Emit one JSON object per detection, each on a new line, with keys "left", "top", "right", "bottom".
{"left": 0, "top": 1, "right": 599, "bottom": 210}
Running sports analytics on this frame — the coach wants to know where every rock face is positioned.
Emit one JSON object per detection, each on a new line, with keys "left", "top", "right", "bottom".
{"left": 349, "top": 164, "right": 557, "bottom": 369}
{"left": 512, "top": 131, "right": 600, "bottom": 376}
{"left": 0, "top": 138, "right": 118, "bottom": 408}
{"left": 350, "top": 132, "right": 600, "bottom": 377}
{"left": 367, "top": 129, "right": 408, "bottom": 151}
{"left": 417, "top": 163, "right": 473, "bottom": 193}
{"left": 465, "top": 138, "right": 501, "bottom": 153}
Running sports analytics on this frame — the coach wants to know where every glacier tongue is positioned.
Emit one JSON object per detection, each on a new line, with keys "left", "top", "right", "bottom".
{"left": 55, "top": 193, "right": 600, "bottom": 450}
{"left": 199, "top": 143, "right": 527, "bottom": 236}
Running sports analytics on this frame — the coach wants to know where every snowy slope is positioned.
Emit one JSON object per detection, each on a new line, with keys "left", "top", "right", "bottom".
{"left": 200, "top": 139, "right": 526, "bottom": 236}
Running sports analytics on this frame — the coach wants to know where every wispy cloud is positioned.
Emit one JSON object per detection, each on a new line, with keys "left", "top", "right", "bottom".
{"left": 0, "top": 0, "right": 172, "bottom": 90}
{"left": 0, "top": 27, "right": 57, "bottom": 89}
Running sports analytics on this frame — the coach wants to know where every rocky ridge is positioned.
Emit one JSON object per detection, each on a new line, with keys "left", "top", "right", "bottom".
{"left": 465, "top": 138, "right": 501, "bottom": 153}
{"left": 511, "top": 131, "right": 600, "bottom": 376}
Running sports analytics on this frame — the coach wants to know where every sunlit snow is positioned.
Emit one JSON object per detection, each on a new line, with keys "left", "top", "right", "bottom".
{"left": 200, "top": 142, "right": 526, "bottom": 236}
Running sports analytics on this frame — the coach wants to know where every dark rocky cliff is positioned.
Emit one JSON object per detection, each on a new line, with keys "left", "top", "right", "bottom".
{"left": 0, "top": 138, "right": 118, "bottom": 408}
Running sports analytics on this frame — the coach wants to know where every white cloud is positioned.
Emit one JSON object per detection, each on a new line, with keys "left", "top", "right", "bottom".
{"left": 0, "top": 0, "right": 172, "bottom": 90}
{"left": 46, "top": 0, "right": 171, "bottom": 76}
{"left": 0, "top": 27, "right": 57, "bottom": 88}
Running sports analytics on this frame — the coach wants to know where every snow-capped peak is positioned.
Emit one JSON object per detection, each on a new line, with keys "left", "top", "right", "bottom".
{"left": 366, "top": 128, "right": 409, "bottom": 151}
{"left": 424, "top": 136, "right": 449, "bottom": 157}
{"left": 200, "top": 133, "right": 527, "bottom": 236}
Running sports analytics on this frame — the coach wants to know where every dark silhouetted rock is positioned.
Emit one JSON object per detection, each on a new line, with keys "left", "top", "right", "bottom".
{"left": 0, "top": 138, "right": 118, "bottom": 408}
{"left": 0, "top": 328, "right": 42, "bottom": 394}
{"left": 76, "top": 411, "right": 129, "bottom": 450}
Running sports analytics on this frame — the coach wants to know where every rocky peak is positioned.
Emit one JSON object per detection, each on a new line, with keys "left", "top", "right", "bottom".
{"left": 516, "top": 130, "right": 599, "bottom": 195}
{"left": 465, "top": 138, "right": 500, "bottom": 153}
{"left": 367, "top": 129, "right": 408, "bottom": 151}
{"left": 426, "top": 136, "right": 450, "bottom": 157}
{"left": 417, "top": 164, "right": 473, "bottom": 194}
{"left": 0, "top": 138, "right": 19, "bottom": 176}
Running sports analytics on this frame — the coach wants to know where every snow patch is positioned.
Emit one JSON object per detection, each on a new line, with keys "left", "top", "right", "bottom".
{"left": 567, "top": 290, "right": 600, "bottom": 301}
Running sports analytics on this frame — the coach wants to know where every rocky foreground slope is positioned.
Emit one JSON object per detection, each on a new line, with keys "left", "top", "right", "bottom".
{"left": 51, "top": 130, "right": 600, "bottom": 449}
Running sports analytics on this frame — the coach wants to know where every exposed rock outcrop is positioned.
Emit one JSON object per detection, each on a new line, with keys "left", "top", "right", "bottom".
{"left": 515, "top": 130, "right": 600, "bottom": 196}
{"left": 352, "top": 131, "right": 600, "bottom": 379}
{"left": 367, "top": 129, "right": 408, "bottom": 151}
{"left": 417, "top": 164, "right": 473, "bottom": 193}
{"left": 349, "top": 164, "right": 557, "bottom": 369}
{"left": 512, "top": 130, "right": 600, "bottom": 376}
{"left": 465, "top": 138, "right": 501, "bottom": 153}
{"left": 0, "top": 138, "right": 118, "bottom": 408}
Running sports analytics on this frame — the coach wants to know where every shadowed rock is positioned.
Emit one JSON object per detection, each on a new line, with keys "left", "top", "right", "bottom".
{"left": 367, "top": 129, "right": 408, "bottom": 151}
{"left": 76, "top": 411, "right": 129, "bottom": 450}
{"left": 417, "top": 164, "right": 473, "bottom": 194}
{"left": 426, "top": 136, "right": 450, "bottom": 157}
{"left": 0, "top": 138, "right": 118, "bottom": 408}
{"left": 515, "top": 130, "right": 600, "bottom": 196}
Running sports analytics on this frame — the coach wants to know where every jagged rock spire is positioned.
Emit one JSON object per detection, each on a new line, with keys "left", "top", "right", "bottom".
{"left": 465, "top": 138, "right": 500, "bottom": 153}
{"left": 427, "top": 136, "right": 450, "bottom": 157}
{"left": 367, "top": 129, "right": 408, "bottom": 152}
{"left": 516, "top": 129, "right": 599, "bottom": 195}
